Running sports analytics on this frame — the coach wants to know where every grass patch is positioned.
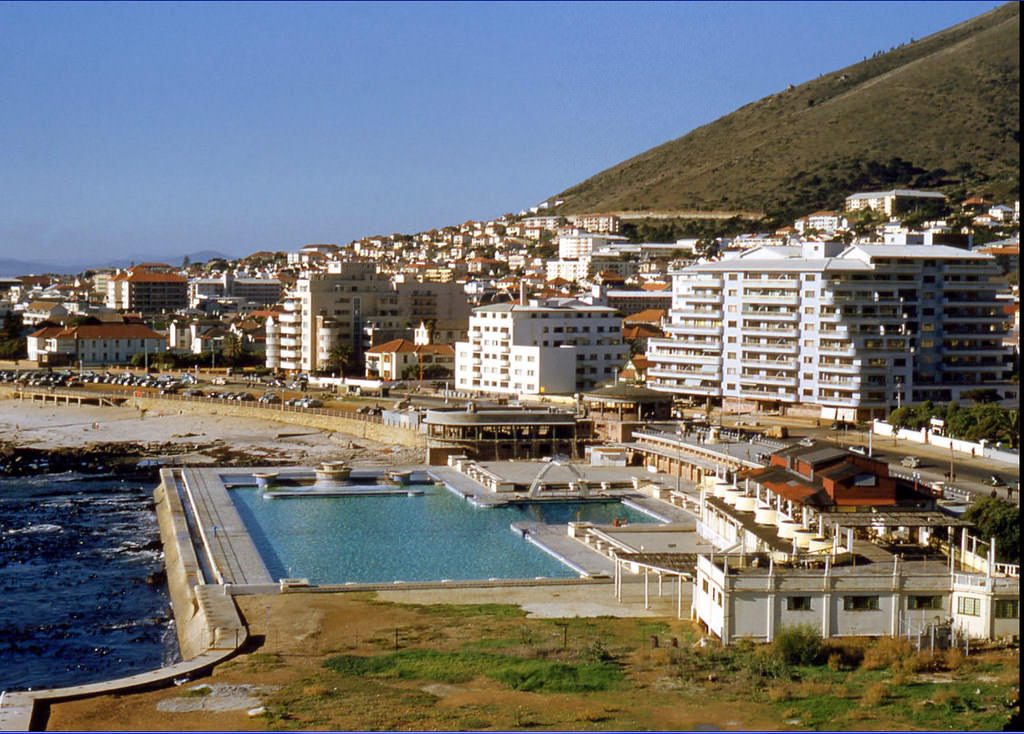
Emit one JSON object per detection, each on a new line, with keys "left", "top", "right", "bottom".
{"left": 324, "top": 648, "right": 624, "bottom": 693}
{"left": 399, "top": 602, "right": 527, "bottom": 619}
{"left": 178, "top": 685, "right": 212, "bottom": 698}
{"left": 222, "top": 650, "right": 284, "bottom": 673}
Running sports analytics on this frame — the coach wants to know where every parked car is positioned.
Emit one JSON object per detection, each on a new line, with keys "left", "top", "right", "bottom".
{"left": 848, "top": 446, "right": 867, "bottom": 456}
{"left": 988, "top": 474, "right": 1006, "bottom": 487}
{"left": 900, "top": 456, "right": 921, "bottom": 468}
{"left": 259, "top": 392, "right": 281, "bottom": 404}
{"left": 831, "top": 421, "right": 855, "bottom": 431}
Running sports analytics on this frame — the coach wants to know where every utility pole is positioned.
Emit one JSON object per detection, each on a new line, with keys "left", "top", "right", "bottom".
{"left": 949, "top": 443, "right": 955, "bottom": 483}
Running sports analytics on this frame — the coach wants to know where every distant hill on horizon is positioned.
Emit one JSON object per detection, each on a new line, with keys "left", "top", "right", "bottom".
{"left": 551, "top": 2, "right": 1019, "bottom": 222}
{"left": 0, "top": 250, "right": 239, "bottom": 278}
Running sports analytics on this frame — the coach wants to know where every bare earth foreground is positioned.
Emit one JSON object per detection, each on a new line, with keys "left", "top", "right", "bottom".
{"left": 2, "top": 398, "right": 1018, "bottom": 731}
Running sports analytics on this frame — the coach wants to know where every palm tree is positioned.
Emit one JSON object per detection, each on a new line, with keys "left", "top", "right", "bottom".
{"left": 325, "top": 344, "right": 355, "bottom": 376}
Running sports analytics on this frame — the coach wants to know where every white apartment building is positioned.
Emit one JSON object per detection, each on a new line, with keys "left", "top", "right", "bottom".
{"left": 455, "top": 298, "right": 628, "bottom": 396}
{"left": 646, "top": 241, "right": 1013, "bottom": 420}
{"left": 566, "top": 214, "right": 621, "bottom": 234}
{"left": 557, "top": 230, "right": 628, "bottom": 260}
{"left": 844, "top": 189, "right": 947, "bottom": 216}
{"left": 265, "top": 261, "right": 391, "bottom": 374}
{"left": 189, "top": 272, "right": 282, "bottom": 309}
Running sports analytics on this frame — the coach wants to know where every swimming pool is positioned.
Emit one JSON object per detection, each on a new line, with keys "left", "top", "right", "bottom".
{"left": 227, "top": 482, "right": 658, "bottom": 584}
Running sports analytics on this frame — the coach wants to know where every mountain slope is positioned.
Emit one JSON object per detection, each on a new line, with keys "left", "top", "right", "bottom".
{"left": 553, "top": 2, "right": 1019, "bottom": 219}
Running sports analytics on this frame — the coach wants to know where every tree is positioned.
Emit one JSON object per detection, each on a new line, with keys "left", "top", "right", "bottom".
{"left": 963, "top": 497, "right": 1019, "bottom": 563}
{"left": 324, "top": 344, "right": 356, "bottom": 376}
{"left": 695, "top": 236, "right": 720, "bottom": 260}
{"left": 221, "top": 333, "right": 245, "bottom": 364}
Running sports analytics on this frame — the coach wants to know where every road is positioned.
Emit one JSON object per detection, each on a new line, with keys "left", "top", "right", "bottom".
{"left": 787, "top": 422, "right": 1019, "bottom": 504}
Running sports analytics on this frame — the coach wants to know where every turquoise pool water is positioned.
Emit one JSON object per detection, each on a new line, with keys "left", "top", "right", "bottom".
{"left": 227, "top": 482, "right": 657, "bottom": 583}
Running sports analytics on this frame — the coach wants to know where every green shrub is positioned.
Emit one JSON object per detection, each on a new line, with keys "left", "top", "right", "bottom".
{"left": 774, "top": 624, "right": 823, "bottom": 666}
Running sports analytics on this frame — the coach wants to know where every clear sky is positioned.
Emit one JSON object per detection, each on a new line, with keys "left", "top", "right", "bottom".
{"left": 0, "top": 1, "right": 1006, "bottom": 267}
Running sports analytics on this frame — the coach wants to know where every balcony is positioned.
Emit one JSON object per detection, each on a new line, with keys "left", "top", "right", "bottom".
{"left": 742, "top": 293, "right": 800, "bottom": 305}
{"left": 673, "top": 307, "right": 723, "bottom": 319}
{"left": 741, "top": 309, "right": 799, "bottom": 321}
{"left": 818, "top": 361, "right": 859, "bottom": 374}
{"left": 648, "top": 376, "right": 721, "bottom": 396}
{"left": 739, "top": 387, "right": 798, "bottom": 402}
{"left": 684, "top": 292, "right": 723, "bottom": 304}
{"left": 748, "top": 278, "right": 800, "bottom": 289}
{"left": 741, "top": 372, "right": 798, "bottom": 387}
{"left": 741, "top": 341, "right": 798, "bottom": 354}
{"left": 741, "top": 358, "right": 797, "bottom": 370}
{"left": 817, "top": 395, "right": 861, "bottom": 406}
{"left": 671, "top": 323, "right": 723, "bottom": 336}
{"left": 818, "top": 377, "right": 859, "bottom": 390}
{"left": 652, "top": 352, "right": 722, "bottom": 365}
{"left": 742, "top": 326, "right": 798, "bottom": 338}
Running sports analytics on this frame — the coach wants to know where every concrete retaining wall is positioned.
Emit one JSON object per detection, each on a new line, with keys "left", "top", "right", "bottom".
{"left": 153, "top": 471, "right": 214, "bottom": 661}
{"left": 134, "top": 396, "right": 424, "bottom": 448}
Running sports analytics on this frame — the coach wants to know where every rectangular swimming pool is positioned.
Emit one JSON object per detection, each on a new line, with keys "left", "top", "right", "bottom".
{"left": 227, "top": 481, "right": 658, "bottom": 584}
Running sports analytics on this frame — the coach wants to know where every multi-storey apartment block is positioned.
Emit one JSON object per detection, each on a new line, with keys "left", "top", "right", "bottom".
{"left": 106, "top": 267, "right": 188, "bottom": 314}
{"left": 455, "top": 297, "right": 628, "bottom": 396}
{"left": 265, "top": 261, "right": 392, "bottom": 374}
{"left": 189, "top": 272, "right": 282, "bottom": 309}
{"left": 265, "top": 261, "right": 472, "bottom": 375}
{"left": 646, "top": 242, "right": 1014, "bottom": 420}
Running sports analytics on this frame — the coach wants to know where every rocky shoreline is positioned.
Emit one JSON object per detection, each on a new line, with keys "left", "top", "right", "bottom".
{"left": 0, "top": 440, "right": 311, "bottom": 478}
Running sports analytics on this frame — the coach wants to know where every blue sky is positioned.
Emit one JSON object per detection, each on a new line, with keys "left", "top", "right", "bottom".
{"left": 0, "top": 1, "right": 1005, "bottom": 267}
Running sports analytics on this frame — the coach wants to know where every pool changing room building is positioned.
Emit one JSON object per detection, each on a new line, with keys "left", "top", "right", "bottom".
{"left": 686, "top": 444, "right": 1019, "bottom": 643}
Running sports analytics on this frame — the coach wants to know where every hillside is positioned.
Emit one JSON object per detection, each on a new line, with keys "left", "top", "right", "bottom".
{"left": 553, "top": 2, "right": 1019, "bottom": 221}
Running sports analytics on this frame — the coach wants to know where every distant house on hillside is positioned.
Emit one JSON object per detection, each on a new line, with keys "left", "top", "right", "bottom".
{"left": 844, "top": 189, "right": 946, "bottom": 217}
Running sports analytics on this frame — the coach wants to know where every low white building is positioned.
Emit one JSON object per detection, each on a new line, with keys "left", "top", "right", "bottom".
{"left": 27, "top": 322, "right": 166, "bottom": 366}
{"left": 692, "top": 552, "right": 1018, "bottom": 644}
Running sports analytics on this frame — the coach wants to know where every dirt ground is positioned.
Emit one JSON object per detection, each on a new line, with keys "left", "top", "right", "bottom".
{"left": 43, "top": 590, "right": 785, "bottom": 732}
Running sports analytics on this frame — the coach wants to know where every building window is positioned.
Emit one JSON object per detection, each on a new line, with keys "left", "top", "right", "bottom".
{"left": 787, "top": 596, "right": 812, "bottom": 611}
{"left": 844, "top": 596, "right": 879, "bottom": 611}
{"left": 957, "top": 596, "right": 980, "bottom": 616}
{"left": 907, "top": 596, "right": 942, "bottom": 610}
{"left": 994, "top": 599, "right": 1018, "bottom": 618}
{"left": 702, "top": 579, "right": 709, "bottom": 593}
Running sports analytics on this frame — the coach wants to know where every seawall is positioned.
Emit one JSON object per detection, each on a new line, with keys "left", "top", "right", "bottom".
{"left": 134, "top": 395, "right": 423, "bottom": 447}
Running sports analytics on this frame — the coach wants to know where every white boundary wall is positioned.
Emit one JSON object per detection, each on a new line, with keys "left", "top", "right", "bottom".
{"left": 872, "top": 420, "right": 1019, "bottom": 466}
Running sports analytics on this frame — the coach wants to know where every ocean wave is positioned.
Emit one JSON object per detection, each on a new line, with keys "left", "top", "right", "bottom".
{"left": 5, "top": 523, "right": 63, "bottom": 536}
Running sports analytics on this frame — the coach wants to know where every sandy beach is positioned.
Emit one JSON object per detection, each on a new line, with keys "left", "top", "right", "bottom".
{"left": 0, "top": 397, "right": 425, "bottom": 467}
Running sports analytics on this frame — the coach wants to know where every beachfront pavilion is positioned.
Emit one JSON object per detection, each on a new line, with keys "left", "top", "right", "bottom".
{"left": 423, "top": 408, "right": 590, "bottom": 465}
{"left": 581, "top": 383, "right": 673, "bottom": 442}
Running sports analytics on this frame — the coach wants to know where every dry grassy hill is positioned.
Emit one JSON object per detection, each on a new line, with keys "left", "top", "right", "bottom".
{"left": 553, "top": 2, "right": 1019, "bottom": 221}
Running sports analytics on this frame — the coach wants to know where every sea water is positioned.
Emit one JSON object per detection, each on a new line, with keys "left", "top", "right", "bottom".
{"left": 0, "top": 474, "right": 176, "bottom": 692}
{"left": 229, "top": 482, "right": 658, "bottom": 584}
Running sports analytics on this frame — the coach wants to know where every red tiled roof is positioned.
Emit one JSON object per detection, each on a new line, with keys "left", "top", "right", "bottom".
{"left": 415, "top": 344, "right": 454, "bottom": 356}
{"left": 640, "top": 282, "right": 669, "bottom": 291}
{"left": 30, "top": 323, "right": 163, "bottom": 340}
{"left": 623, "top": 309, "right": 666, "bottom": 325}
{"left": 124, "top": 269, "right": 187, "bottom": 283}
{"left": 366, "top": 338, "right": 418, "bottom": 354}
